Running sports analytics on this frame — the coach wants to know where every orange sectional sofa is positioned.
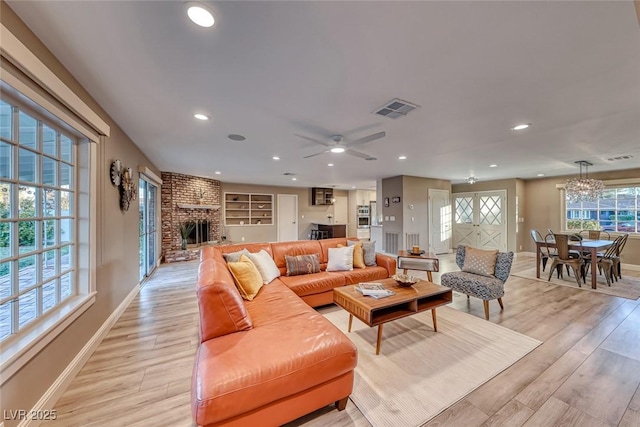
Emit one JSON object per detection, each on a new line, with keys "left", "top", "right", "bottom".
{"left": 192, "top": 238, "right": 396, "bottom": 426}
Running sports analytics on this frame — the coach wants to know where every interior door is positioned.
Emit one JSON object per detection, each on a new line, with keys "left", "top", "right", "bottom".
{"left": 453, "top": 194, "right": 476, "bottom": 247}
{"left": 333, "top": 196, "right": 348, "bottom": 225}
{"left": 277, "top": 194, "right": 298, "bottom": 241}
{"left": 429, "top": 189, "right": 451, "bottom": 254}
{"left": 477, "top": 192, "right": 506, "bottom": 250}
{"left": 453, "top": 190, "right": 506, "bottom": 251}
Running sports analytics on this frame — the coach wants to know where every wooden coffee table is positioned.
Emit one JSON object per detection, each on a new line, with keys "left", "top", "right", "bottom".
{"left": 333, "top": 278, "right": 452, "bottom": 355}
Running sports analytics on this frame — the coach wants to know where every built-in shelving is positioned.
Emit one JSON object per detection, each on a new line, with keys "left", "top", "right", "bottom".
{"left": 224, "top": 192, "right": 273, "bottom": 226}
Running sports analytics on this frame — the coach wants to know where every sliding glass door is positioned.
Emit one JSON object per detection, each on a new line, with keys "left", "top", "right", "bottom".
{"left": 138, "top": 178, "right": 157, "bottom": 282}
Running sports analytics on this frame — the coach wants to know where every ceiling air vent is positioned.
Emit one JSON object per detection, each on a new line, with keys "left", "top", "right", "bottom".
{"left": 606, "top": 155, "right": 634, "bottom": 161}
{"left": 283, "top": 172, "right": 295, "bottom": 176}
{"left": 374, "top": 98, "right": 421, "bottom": 119}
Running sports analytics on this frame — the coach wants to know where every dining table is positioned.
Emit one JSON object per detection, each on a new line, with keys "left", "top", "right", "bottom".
{"left": 535, "top": 239, "right": 614, "bottom": 289}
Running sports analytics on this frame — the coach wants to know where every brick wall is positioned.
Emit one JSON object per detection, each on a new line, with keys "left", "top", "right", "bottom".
{"left": 161, "top": 172, "right": 222, "bottom": 260}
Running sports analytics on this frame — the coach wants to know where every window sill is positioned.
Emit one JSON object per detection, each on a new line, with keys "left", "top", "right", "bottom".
{"left": 1, "top": 292, "right": 96, "bottom": 385}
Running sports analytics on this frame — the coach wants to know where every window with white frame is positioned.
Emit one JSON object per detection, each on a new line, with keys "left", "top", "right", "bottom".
{"left": 0, "top": 97, "right": 78, "bottom": 341}
{"left": 565, "top": 187, "right": 639, "bottom": 233}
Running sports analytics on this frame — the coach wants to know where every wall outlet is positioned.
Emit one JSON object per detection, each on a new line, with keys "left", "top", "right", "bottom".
{"left": 519, "top": 245, "right": 522, "bottom": 250}
{"left": 241, "top": 237, "right": 245, "bottom": 242}
{"left": 390, "top": 216, "right": 396, "bottom": 221}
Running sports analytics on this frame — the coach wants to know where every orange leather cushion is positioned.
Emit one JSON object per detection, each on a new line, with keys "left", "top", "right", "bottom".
{"left": 197, "top": 259, "right": 253, "bottom": 341}
{"left": 279, "top": 271, "right": 345, "bottom": 297}
{"left": 340, "top": 266, "right": 390, "bottom": 285}
{"left": 271, "top": 240, "right": 324, "bottom": 274}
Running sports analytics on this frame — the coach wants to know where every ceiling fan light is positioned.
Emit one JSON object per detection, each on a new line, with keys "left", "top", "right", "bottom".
{"left": 330, "top": 147, "right": 346, "bottom": 153}
{"left": 511, "top": 123, "right": 531, "bottom": 131}
{"left": 187, "top": 3, "right": 215, "bottom": 27}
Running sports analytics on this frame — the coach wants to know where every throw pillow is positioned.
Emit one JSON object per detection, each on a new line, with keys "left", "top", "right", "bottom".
{"left": 227, "top": 254, "right": 263, "bottom": 300}
{"left": 326, "top": 246, "right": 355, "bottom": 271}
{"left": 343, "top": 242, "right": 365, "bottom": 268}
{"left": 285, "top": 253, "right": 321, "bottom": 276}
{"left": 222, "top": 248, "right": 250, "bottom": 263}
{"left": 361, "top": 241, "right": 377, "bottom": 266}
{"left": 246, "top": 249, "right": 281, "bottom": 284}
{"left": 462, "top": 246, "right": 499, "bottom": 277}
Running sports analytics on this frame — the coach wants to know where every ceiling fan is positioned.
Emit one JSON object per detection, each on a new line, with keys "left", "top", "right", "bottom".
{"left": 295, "top": 131, "right": 386, "bottom": 161}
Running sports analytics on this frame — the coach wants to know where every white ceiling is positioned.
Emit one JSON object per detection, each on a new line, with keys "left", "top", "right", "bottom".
{"left": 7, "top": 1, "right": 640, "bottom": 189}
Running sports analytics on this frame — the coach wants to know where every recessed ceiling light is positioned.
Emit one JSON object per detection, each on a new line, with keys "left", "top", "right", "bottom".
{"left": 272, "top": 156, "right": 280, "bottom": 160}
{"left": 292, "top": 177, "right": 297, "bottom": 181}
{"left": 537, "top": 173, "right": 545, "bottom": 177}
{"left": 511, "top": 123, "right": 531, "bottom": 131}
{"left": 214, "top": 171, "right": 221, "bottom": 175}
{"left": 489, "top": 164, "right": 498, "bottom": 168}
{"left": 194, "top": 113, "right": 210, "bottom": 121}
{"left": 351, "top": 186, "right": 356, "bottom": 189}
{"left": 228, "top": 134, "right": 246, "bottom": 141}
{"left": 330, "top": 147, "right": 346, "bottom": 153}
{"left": 328, "top": 163, "right": 334, "bottom": 167}
{"left": 186, "top": 3, "right": 215, "bottom": 28}
{"left": 398, "top": 156, "right": 407, "bottom": 160}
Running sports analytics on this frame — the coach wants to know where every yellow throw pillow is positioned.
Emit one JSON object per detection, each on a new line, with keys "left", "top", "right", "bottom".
{"left": 227, "top": 254, "right": 263, "bottom": 300}
{"left": 339, "top": 242, "right": 365, "bottom": 268}
{"left": 462, "top": 246, "right": 498, "bottom": 277}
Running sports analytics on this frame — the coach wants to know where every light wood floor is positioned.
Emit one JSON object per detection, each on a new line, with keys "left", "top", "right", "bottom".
{"left": 47, "top": 255, "right": 640, "bottom": 427}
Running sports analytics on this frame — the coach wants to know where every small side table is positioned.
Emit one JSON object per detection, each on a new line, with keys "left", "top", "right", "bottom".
{"left": 397, "top": 250, "right": 440, "bottom": 282}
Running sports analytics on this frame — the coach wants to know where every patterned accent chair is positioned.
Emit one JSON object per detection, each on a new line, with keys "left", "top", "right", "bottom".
{"left": 440, "top": 245, "right": 514, "bottom": 321}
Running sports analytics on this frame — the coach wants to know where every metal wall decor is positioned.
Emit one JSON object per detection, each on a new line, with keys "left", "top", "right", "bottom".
{"left": 110, "top": 159, "right": 137, "bottom": 211}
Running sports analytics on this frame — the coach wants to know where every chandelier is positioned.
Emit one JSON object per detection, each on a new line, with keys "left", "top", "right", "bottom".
{"left": 565, "top": 160, "right": 604, "bottom": 202}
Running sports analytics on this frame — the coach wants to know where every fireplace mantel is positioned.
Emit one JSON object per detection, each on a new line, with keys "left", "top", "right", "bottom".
{"left": 177, "top": 203, "right": 221, "bottom": 210}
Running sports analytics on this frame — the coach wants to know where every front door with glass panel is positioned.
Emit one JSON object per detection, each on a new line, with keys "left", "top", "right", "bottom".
{"left": 139, "top": 178, "right": 157, "bottom": 281}
{"left": 453, "top": 190, "right": 507, "bottom": 251}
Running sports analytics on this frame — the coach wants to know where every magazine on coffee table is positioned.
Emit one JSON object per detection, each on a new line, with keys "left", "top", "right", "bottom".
{"left": 356, "top": 282, "right": 395, "bottom": 299}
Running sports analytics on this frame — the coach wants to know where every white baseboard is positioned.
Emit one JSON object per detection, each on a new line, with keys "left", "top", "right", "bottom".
{"left": 621, "top": 263, "right": 640, "bottom": 272}
{"left": 18, "top": 283, "right": 140, "bottom": 427}
{"left": 515, "top": 251, "right": 536, "bottom": 258}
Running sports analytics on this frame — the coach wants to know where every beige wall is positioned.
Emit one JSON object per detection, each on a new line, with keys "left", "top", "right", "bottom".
{"left": 221, "top": 182, "right": 350, "bottom": 242}
{"left": 380, "top": 175, "right": 451, "bottom": 252}
{"left": 402, "top": 176, "right": 451, "bottom": 251}
{"left": 524, "top": 168, "right": 640, "bottom": 266}
{"left": 1, "top": 3, "right": 161, "bottom": 423}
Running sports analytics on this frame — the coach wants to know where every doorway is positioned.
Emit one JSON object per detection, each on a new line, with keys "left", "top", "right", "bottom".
{"left": 428, "top": 189, "right": 452, "bottom": 254}
{"left": 138, "top": 178, "right": 158, "bottom": 282}
{"left": 277, "top": 194, "right": 298, "bottom": 241}
{"left": 452, "top": 190, "right": 507, "bottom": 251}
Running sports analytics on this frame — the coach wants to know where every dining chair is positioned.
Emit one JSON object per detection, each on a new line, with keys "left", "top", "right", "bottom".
{"left": 579, "top": 229, "right": 601, "bottom": 240}
{"left": 611, "top": 233, "right": 629, "bottom": 280}
{"left": 530, "top": 229, "right": 551, "bottom": 272}
{"left": 595, "top": 235, "right": 625, "bottom": 286}
{"left": 547, "top": 233, "right": 584, "bottom": 287}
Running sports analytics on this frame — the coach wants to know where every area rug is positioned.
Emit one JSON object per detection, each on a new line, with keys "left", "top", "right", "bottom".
{"left": 512, "top": 267, "right": 640, "bottom": 300}
{"left": 322, "top": 306, "right": 541, "bottom": 427}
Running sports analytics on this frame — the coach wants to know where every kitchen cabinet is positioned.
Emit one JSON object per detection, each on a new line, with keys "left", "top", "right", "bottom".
{"left": 311, "top": 187, "right": 334, "bottom": 205}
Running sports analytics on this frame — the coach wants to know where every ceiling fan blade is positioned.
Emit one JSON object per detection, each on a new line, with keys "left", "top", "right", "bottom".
{"left": 346, "top": 131, "right": 386, "bottom": 147}
{"left": 294, "top": 134, "right": 331, "bottom": 147}
{"left": 346, "top": 149, "right": 377, "bottom": 160}
{"left": 304, "top": 151, "right": 327, "bottom": 159}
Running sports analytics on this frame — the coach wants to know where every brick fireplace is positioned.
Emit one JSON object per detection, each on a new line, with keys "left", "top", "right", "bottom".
{"left": 161, "top": 172, "right": 222, "bottom": 262}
